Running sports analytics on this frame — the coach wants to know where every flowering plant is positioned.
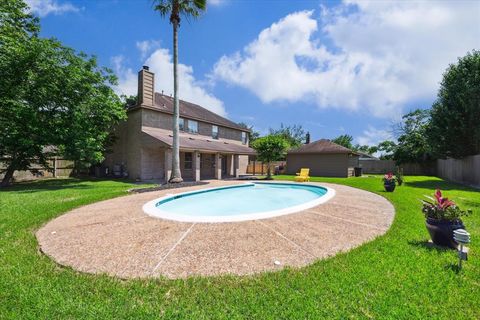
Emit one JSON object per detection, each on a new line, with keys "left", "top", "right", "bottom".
{"left": 421, "top": 189, "right": 471, "bottom": 221}
{"left": 382, "top": 173, "right": 396, "bottom": 184}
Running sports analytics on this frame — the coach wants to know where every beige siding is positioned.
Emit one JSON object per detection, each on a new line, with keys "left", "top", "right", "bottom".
{"left": 141, "top": 148, "right": 164, "bottom": 180}
{"left": 286, "top": 153, "right": 349, "bottom": 177}
{"left": 238, "top": 155, "right": 248, "bottom": 175}
{"left": 104, "top": 109, "right": 143, "bottom": 180}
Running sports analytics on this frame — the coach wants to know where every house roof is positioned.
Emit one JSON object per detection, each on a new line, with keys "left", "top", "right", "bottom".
{"left": 357, "top": 151, "right": 379, "bottom": 160}
{"left": 288, "top": 139, "right": 359, "bottom": 155}
{"left": 142, "top": 126, "right": 256, "bottom": 155}
{"left": 129, "top": 93, "right": 248, "bottom": 132}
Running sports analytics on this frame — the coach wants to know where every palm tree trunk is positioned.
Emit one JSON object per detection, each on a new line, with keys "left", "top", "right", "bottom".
{"left": 170, "top": 19, "right": 183, "bottom": 183}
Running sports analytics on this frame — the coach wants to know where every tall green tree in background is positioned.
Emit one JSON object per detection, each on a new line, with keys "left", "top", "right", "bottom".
{"left": 393, "top": 109, "right": 431, "bottom": 164}
{"left": 428, "top": 50, "right": 480, "bottom": 158}
{"left": 238, "top": 122, "right": 260, "bottom": 143}
{"left": 0, "top": 0, "right": 125, "bottom": 187}
{"left": 269, "top": 123, "right": 306, "bottom": 147}
{"left": 154, "top": 0, "right": 206, "bottom": 183}
{"left": 331, "top": 134, "right": 354, "bottom": 149}
{"left": 251, "top": 135, "right": 290, "bottom": 179}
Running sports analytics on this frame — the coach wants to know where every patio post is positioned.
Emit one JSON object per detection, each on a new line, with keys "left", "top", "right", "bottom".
{"left": 234, "top": 154, "right": 240, "bottom": 178}
{"left": 215, "top": 153, "right": 222, "bottom": 180}
{"left": 164, "top": 149, "right": 172, "bottom": 182}
{"left": 193, "top": 151, "right": 200, "bottom": 181}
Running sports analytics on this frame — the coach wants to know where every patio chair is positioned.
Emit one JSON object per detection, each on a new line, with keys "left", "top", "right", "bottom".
{"left": 294, "top": 168, "right": 310, "bottom": 182}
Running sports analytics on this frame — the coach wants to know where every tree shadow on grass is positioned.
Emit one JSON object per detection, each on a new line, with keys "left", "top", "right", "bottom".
{"left": 408, "top": 239, "right": 454, "bottom": 253}
{"left": 0, "top": 178, "right": 136, "bottom": 193}
{"left": 404, "top": 179, "right": 476, "bottom": 192}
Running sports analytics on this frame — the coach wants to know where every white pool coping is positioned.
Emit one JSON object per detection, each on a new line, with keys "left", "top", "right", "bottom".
{"left": 142, "top": 182, "right": 336, "bottom": 223}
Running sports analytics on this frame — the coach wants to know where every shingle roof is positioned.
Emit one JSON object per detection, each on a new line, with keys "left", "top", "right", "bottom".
{"left": 142, "top": 126, "right": 256, "bottom": 155}
{"left": 288, "top": 139, "right": 358, "bottom": 154}
{"left": 130, "top": 93, "right": 248, "bottom": 131}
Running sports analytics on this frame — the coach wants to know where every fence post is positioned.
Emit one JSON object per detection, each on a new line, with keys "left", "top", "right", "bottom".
{"left": 53, "top": 157, "right": 57, "bottom": 178}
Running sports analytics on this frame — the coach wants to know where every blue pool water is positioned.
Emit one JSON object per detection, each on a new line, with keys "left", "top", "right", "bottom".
{"left": 144, "top": 182, "right": 331, "bottom": 222}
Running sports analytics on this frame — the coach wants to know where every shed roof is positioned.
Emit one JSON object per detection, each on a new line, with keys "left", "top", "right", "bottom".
{"left": 288, "top": 139, "right": 358, "bottom": 155}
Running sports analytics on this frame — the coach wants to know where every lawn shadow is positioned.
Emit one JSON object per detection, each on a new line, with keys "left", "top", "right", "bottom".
{"left": 404, "top": 179, "right": 476, "bottom": 191}
{"left": 0, "top": 178, "right": 136, "bottom": 193}
{"left": 408, "top": 239, "right": 454, "bottom": 253}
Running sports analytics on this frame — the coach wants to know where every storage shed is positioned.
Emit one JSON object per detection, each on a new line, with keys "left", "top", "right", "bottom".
{"left": 286, "top": 139, "right": 360, "bottom": 178}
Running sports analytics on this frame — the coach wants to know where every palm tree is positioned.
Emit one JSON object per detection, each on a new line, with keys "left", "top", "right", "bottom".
{"left": 154, "top": 0, "right": 206, "bottom": 183}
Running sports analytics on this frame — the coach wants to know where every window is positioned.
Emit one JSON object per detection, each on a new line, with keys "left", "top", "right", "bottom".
{"left": 241, "top": 131, "right": 248, "bottom": 145}
{"left": 179, "top": 117, "right": 185, "bottom": 131}
{"left": 184, "top": 152, "right": 192, "bottom": 169}
{"left": 212, "top": 125, "right": 219, "bottom": 139}
{"left": 187, "top": 120, "right": 198, "bottom": 134}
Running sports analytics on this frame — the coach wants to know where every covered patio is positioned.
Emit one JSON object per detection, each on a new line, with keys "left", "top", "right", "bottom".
{"left": 141, "top": 126, "right": 255, "bottom": 181}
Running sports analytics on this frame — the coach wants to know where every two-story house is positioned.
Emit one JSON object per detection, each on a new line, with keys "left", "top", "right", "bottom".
{"left": 104, "top": 66, "right": 254, "bottom": 181}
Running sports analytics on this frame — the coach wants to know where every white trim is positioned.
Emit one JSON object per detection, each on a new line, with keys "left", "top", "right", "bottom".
{"left": 142, "top": 182, "right": 336, "bottom": 223}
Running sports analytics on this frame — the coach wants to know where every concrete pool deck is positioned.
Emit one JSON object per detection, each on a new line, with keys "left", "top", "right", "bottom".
{"left": 36, "top": 181, "right": 395, "bottom": 279}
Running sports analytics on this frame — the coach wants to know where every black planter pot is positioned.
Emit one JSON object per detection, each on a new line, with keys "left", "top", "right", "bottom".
{"left": 384, "top": 182, "right": 396, "bottom": 192}
{"left": 425, "top": 218, "right": 465, "bottom": 249}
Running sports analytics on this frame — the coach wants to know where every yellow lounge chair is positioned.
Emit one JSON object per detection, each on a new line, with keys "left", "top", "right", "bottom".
{"left": 294, "top": 168, "right": 310, "bottom": 182}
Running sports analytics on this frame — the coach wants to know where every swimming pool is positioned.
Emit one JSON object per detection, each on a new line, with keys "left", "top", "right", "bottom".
{"left": 143, "top": 182, "right": 335, "bottom": 223}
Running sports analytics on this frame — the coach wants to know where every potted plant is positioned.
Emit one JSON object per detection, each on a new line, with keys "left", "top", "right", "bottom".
{"left": 383, "top": 173, "right": 396, "bottom": 192}
{"left": 421, "top": 189, "right": 471, "bottom": 248}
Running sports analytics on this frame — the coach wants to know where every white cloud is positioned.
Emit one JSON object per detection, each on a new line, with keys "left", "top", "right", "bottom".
{"left": 209, "top": 0, "right": 226, "bottom": 6}
{"left": 212, "top": 1, "right": 480, "bottom": 118}
{"left": 25, "top": 0, "right": 79, "bottom": 17}
{"left": 114, "top": 47, "right": 226, "bottom": 117}
{"left": 111, "top": 55, "right": 137, "bottom": 97}
{"left": 357, "top": 126, "right": 393, "bottom": 146}
{"left": 136, "top": 40, "right": 160, "bottom": 60}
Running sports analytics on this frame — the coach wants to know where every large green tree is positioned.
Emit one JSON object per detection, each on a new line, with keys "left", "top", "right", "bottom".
{"left": 251, "top": 135, "right": 290, "bottom": 179}
{"left": 269, "top": 123, "right": 306, "bottom": 147}
{"left": 0, "top": 0, "right": 125, "bottom": 187}
{"left": 393, "top": 109, "right": 431, "bottom": 164}
{"left": 428, "top": 50, "right": 480, "bottom": 158}
{"left": 331, "top": 134, "right": 354, "bottom": 149}
{"left": 154, "top": 0, "right": 206, "bottom": 183}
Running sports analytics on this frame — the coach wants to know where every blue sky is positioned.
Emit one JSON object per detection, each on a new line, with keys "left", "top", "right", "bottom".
{"left": 28, "top": 0, "right": 479, "bottom": 146}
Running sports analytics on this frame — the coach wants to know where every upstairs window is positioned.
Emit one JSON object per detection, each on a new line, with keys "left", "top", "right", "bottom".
{"left": 241, "top": 131, "right": 248, "bottom": 145}
{"left": 187, "top": 120, "right": 198, "bottom": 134}
{"left": 212, "top": 125, "right": 219, "bottom": 139}
{"left": 179, "top": 117, "right": 185, "bottom": 131}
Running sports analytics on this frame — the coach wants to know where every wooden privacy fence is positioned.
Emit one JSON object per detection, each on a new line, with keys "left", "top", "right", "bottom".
{"left": 360, "top": 155, "right": 480, "bottom": 188}
{"left": 437, "top": 155, "right": 480, "bottom": 188}
{"left": 246, "top": 161, "right": 286, "bottom": 175}
{"left": 0, "top": 158, "right": 74, "bottom": 182}
{"left": 359, "top": 160, "right": 436, "bottom": 175}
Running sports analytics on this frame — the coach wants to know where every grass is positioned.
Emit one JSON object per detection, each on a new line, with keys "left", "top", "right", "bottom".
{"left": 0, "top": 176, "right": 479, "bottom": 319}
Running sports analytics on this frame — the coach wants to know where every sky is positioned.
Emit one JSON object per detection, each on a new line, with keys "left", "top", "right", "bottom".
{"left": 26, "top": 0, "right": 480, "bottom": 146}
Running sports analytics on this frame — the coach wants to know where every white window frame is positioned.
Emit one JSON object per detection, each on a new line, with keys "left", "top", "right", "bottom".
{"left": 241, "top": 131, "right": 248, "bottom": 145}
{"left": 179, "top": 117, "right": 185, "bottom": 131}
{"left": 187, "top": 120, "right": 198, "bottom": 134}
{"left": 212, "top": 125, "right": 219, "bottom": 139}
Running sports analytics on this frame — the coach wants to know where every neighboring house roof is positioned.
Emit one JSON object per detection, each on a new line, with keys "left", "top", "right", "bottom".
{"left": 357, "top": 151, "right": 379, "bottom": 160}
{"left": 129, "top": 93, "right": 248, "bottom": 132}
{"left": 288, "top": 139, "right": 359, "bottom": 155}
{"left": 142, "top": 126, "right": 256, "bottom": 155}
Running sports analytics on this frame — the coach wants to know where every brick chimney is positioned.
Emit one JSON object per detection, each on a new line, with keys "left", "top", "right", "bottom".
{"left": 138, "top": 66, "right": 154, "bottom": 107}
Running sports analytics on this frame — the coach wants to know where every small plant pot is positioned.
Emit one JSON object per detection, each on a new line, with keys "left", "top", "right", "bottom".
{"left": 425, "top": 218, "right": 465, "bottom": 249}
{"left": 384, "top": 182, "right": 396, "bottom": 192}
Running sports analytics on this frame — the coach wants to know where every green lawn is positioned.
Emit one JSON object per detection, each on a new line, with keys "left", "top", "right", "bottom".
{"left": 0, "top": 176, "right": 478, "bottom": 319}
